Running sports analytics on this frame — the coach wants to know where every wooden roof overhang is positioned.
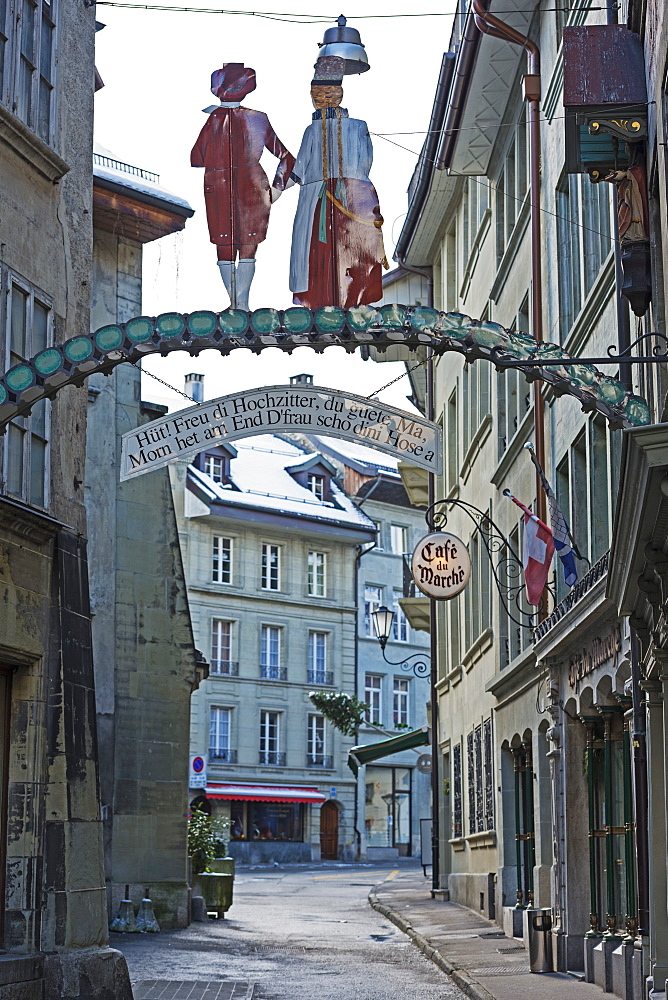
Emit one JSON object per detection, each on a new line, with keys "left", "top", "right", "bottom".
{"left": 93, "top": 176, "right": 194, "bottom": 244}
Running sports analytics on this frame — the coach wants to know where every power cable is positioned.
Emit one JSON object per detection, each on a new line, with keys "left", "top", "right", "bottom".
{"left": 95, "top": 2, "right": 614, "bottom": 15}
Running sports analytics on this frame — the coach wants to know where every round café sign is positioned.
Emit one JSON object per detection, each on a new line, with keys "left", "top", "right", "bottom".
{"left": 411, "top": 532, "right": 471, "bottom": 600}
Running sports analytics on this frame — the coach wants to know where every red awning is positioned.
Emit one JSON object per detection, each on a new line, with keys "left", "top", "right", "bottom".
{"left": 205, "top": 783, "right": 327, "bottom": 804}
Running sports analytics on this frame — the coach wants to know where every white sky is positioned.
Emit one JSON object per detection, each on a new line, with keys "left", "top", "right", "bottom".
{"left": 93, "top": 2, "right": 456, "bottom": 411}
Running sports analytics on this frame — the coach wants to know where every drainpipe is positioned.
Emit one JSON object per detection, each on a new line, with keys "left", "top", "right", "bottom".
{"left": 471, "top": 2, "right": 547, "bottom": 525}
{"left": 395, "top": 256, "right": 440, "bottom": 896}
{"left": 630, "top": 630, "right": 649, "bottom": 936}
{"left": 354, "top": 538, "right": 377, "bottom": 861}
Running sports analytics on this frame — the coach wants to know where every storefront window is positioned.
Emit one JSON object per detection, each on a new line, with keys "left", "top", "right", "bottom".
{"left": 365, "top": 766, "right": 412, "bottom": 852}
{"left": 229, "top": 801, "right": 304, "bottom": 842}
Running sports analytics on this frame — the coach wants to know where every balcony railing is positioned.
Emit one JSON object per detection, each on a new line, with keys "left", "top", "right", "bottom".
{"left": 208, "top": 749, "right": 238, "bottom": 764}
{"left": 260, "top": 664, "right": 287, "bottom": 681}
{"left": 533, "top": 550, "right": 609, "bottom": 643}
{"left": 210, "top": 661, "right": 239, "bottom": 676}
{"left": 306, "top": 754, "right": 333, "bottom": 768}
{"left": 259, "top": 751, "right": 286, "bottom": 766}
{"left": 307, "top": 669, "right": 334, "bottom": 686}
{"left": 93, "top": 152, "right": 160, "bottom": 183}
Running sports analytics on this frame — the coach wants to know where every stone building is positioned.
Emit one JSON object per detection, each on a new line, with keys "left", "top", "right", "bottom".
{"left": 367, "top": 3, "right": 655, "bottom": 998}
{"left": 304, "top": 433, "right": 432, "bottom": 860}
{"left": 171, "top": 404, "right": 376, "bottom": 864}
{"left": 85, "top": 144, "right": 201, "bottom": 928}
{"left": 0, "top": 2, "right": 132, "bottom": 995}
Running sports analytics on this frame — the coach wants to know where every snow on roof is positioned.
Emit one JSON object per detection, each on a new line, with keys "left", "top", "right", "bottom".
{"left": 308, "top": 434, "right": 401, "bottom": 477}
{"left": 188, "top": 434, "right": 375, "bottom": 530}
{"left": 93, "top": 141, "right": 193, "bottom": 214}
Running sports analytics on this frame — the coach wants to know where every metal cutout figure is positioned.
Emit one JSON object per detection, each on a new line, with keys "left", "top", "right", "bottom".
{"left": 191, "top": 64, "right": 295, "bottom": 310}
{"left": 289, "top": 56, "right": 388, "bottom": 309}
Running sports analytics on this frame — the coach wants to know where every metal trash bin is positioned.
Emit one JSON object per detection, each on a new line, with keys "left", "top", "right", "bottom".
{"left": 528, "top": 909, "right": 553, "bottom": 973}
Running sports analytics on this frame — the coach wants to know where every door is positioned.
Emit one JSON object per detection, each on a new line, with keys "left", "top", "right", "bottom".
{"left": 320, "top": 801, "right": 338, "bottom": 860}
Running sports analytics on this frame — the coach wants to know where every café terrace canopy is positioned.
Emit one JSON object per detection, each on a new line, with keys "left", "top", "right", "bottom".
{"left": 347, "top": 726, "right": 431, "bottom": 777}
{"left": 205, "top": 783, "right": 327, "bottom": 803}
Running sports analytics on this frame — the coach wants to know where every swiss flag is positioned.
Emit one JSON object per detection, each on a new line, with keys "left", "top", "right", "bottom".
{"left": 511, "top": 497, "right": 555, "bottom": 606}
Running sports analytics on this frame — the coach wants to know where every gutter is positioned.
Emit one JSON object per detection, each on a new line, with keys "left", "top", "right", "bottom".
{"left": 435, "top": 12, "right": 484, "bottom": 171}
{"left": 394, "top": 51, "right": 455, "bottom": 262}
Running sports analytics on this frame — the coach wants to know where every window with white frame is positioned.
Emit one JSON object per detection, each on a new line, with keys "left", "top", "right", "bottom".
{"left": 307, "top": 714, "right": 326, "bottom": 764}
{"left": 390, "top": 524, "right": 408, "bottom": 555}
{"left": 261, "top": 543, "right": 280, "bottom": 590}
{"left": 393, "top": 678, "right": 409, "bottom": 726}
{"left": 2, "top": 277, "right": 51, "bottom": 507}
{"left": 364, "top": 585, "right": 382, "bottom": 637}
{"left": 495, "top": 104, "right": 528, "bottom": 264}
{"left": 373, "top": 520, "right": 383, "bottom": 549}
{"left": 364, "top": 674, "right": 382, "bottom": 725}
{"left": 308, "top": 550, "right": 326, "bottom": 597}
{"left": 446, "top": 388, "right": 458, "bottom": 490}
{"left": 497, "top": 297, "right": 532, "bottom": 459}
{"left": 260, "top": 625, "right": 283, "bottom": 679}
{"left": 212, "top": 535, "right": 232, "bottom": 583}
{"left": 556, "top": 174, "right": 612, "bottom": 341}
{"left": 259, "top": 710, "right": 281, "bottom": 763}
{"left": 462, "top": 355, "right": 491, "bottom": 455}
{"left": 205, "top": 454, "right": 225, "bottom": 483}
{"left": 308, "top": 631, "right": 328, "bottom": 683}
{"left": 209, "top": 706, "right": 231, "bottom": 760}
{"left": 1, "top": 0, "right": 56, "bottom": 143}
{"left": 464, "top": 523, "right": 491, "bottom": 653}
{"left": 392, "top": 591, "right": 408, "bottom": 642}
{"left": 307, "top": 473, "right": 325, "bottom": 500}
{"left": 210, "top": 619, "right": 234, "bottom": 674}
{"left": 553, "top": 413, "right": 621, "bottom": 602}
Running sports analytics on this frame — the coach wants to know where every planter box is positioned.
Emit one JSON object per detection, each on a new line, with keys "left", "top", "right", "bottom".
{"left": 193, "top": 873, "right": 234, "bottom": 917}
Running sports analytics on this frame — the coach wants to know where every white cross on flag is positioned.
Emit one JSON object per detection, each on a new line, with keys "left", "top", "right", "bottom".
{"left": 509, "top": 496, "right": 555, "bottom": 606}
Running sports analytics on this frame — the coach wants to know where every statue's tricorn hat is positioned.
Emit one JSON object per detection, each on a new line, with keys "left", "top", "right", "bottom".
{"left": 311, "top": 55, "right": 345, "bottom": 87}
{"left": 211, "top": 63, "right": 256, "bottom": 101}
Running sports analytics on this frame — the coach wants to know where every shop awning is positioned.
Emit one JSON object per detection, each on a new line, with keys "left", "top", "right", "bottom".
{"left": 348, "top": 726, "right": 431, "bottom": 777}
{"left": 205, "top": 783, "right": 327, "bottom": 804}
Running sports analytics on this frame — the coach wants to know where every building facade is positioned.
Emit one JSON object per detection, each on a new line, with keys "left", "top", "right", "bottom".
{"left": 367, "top": 2, "right": 664, "bottom": 998}
{"left": 86, "top": 145, "right": 201, "bottom": 929}
{"left": 172, "top": 415, "right": 376, "bottom": 863}
{"left": 0, "top": 3, "right": 133, "bottom": 996}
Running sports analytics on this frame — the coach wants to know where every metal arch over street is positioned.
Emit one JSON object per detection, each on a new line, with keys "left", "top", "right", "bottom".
{"left": 0, "top": 303, "right": 651, "bottom": 431}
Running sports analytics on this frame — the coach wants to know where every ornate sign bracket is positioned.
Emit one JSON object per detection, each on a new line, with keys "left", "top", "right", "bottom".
{"left": 0, "top": 304, "right": 653, "bottom": 434}
{"left": 426, "top": 497, "right": 552, "bottom": 631}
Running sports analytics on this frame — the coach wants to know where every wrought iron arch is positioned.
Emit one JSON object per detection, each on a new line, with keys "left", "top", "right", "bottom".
{"left": 0, "top": 304, "right": 650, "bottom": 430}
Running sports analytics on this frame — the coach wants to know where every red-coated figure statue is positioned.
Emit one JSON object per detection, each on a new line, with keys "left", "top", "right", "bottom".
{"left": 191, "top": 64, "right": 295, "bottom": 310}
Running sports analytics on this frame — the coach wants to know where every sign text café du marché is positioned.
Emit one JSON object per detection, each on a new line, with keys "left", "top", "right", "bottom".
{"left": 119, "top": 384, "right": 443, "bottom": 481}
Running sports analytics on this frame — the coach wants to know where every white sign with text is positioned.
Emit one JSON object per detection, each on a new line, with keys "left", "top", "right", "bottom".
{"left": 411, "top": 532, "right": 471, "bottom": 600}
{"left": 120, "top": 385, "right": 442, "bottom": 481}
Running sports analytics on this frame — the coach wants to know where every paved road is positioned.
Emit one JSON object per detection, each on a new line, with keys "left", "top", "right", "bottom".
{"left": 115, "top": 864, "right": 466, "bottom": 1000}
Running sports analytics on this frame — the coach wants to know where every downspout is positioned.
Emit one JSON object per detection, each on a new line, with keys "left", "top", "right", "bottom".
{"left": 395, "top": 52, "right": 455, "bottom": 262}
{"left": 354, "top": 537, "right": 377, "bottom": 860}
{"left": 471, "top": 1, "right": 547, "bottom": 525}
{"left": 394, "top": 257, "right": 439, "bottom": 895}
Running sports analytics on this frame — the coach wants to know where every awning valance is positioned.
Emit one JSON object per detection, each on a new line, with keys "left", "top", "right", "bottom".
{"left": 348, "top": 726, "right": 431, "bottom": 777}
{"left": 205, "top": 783, "right": 327, "bottom": 804}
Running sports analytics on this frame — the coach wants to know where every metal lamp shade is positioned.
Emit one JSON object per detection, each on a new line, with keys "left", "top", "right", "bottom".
{"left": 372, "top": 605, "right": 395, "bottom": 647}
{"left": 318, "top": 16, "right": 370, "bottom": 75}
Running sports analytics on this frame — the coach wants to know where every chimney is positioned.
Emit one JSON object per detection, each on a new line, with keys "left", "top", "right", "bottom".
{"left": 185, "top": 373, "right": 204, "bottom": 402}
{"left": 290, "top": 373, "right": 313, "bottom": 386}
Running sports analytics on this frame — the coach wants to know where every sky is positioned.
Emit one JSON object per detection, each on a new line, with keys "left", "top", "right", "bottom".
{"left": 93, "top": 1, "right": 456, "bottom": 411}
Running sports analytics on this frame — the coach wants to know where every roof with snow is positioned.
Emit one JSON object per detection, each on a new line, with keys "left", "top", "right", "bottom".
{"left": 305, "top": 434, "right": 401, "bottom": 479}
{"left": 187, "top": 434, "right": 376, "bottom": 535}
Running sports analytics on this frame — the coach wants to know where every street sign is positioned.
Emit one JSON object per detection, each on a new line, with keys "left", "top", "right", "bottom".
{"left": 411, "top": 532, "right": 470, "bottom": 600}
{"left": 330, "top": 787, "right": 337, "bottom": 799}
{"left": 190, "top": 755, "right": 207, "bottom": 789}
{"left": 120, "top": 384, "right": 442, "bottom": 482}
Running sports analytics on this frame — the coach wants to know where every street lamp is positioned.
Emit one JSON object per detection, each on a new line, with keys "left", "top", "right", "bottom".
{"left": 371, "top": 606, "right": 430, "bottom": 678}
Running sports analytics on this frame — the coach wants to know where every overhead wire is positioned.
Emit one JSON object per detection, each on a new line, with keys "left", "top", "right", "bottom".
{"left": 95, "top": 1, "right": 615, "bottom": 14}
